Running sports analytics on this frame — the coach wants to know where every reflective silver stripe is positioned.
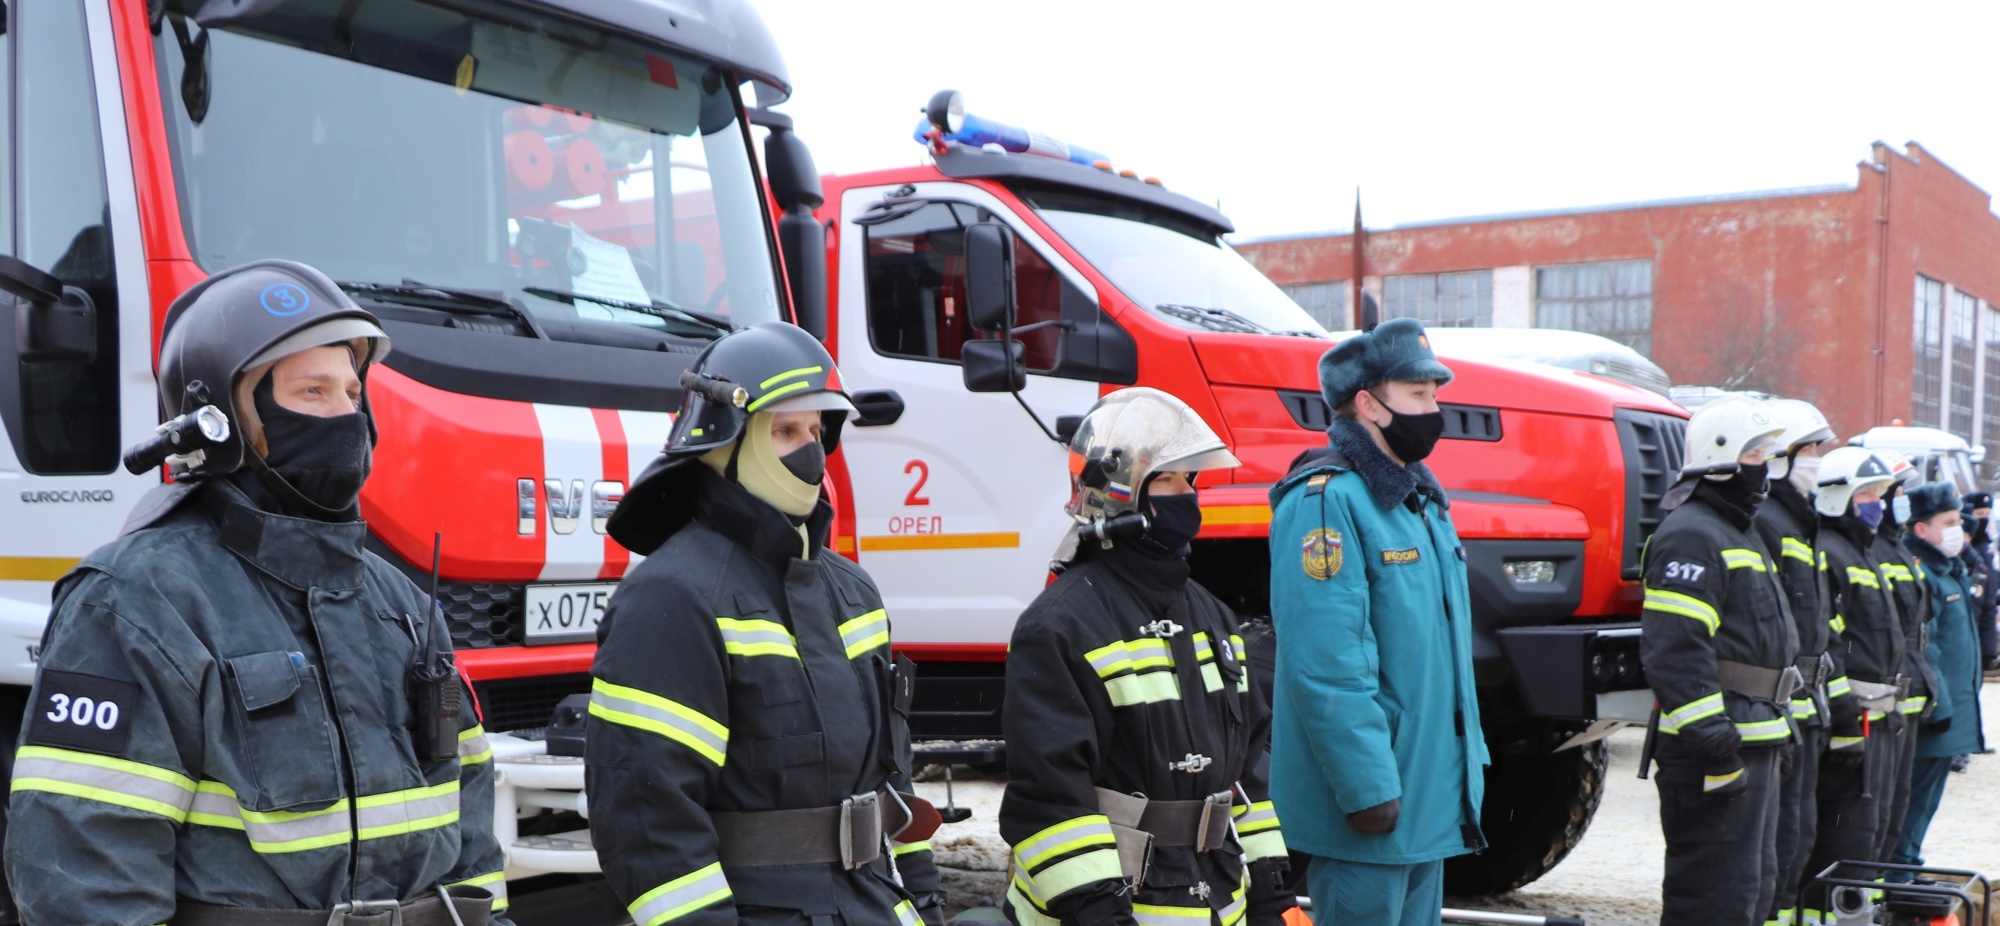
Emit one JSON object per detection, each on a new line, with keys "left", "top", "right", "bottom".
{"left": 355, "top": 781, "right": 459, "bottom": 839}
{"left": 589, "top": 679, "right": 730, "bottom": 766}
{"left": 1013, "top": 815, "right": 1116, "bottom": 871}
{"left": 1192, "top": 633, "right": 1215, "bottom": 662}
{"left": 715, "top": 618, "right": 799, "bottom": 659}
{"left": 458, "top": 725, "right": 492, "bottom": 764}
{"left": 1219, "top": 877, "right": 1248, "bottom": 926}
{"left": 447, "top": 871, "right": 509, "bottom": 911}
{"left": 187, "top": 780, "right": 459, "bottom": 853}
{"left": 840, "top": 609, "right": 890, "bottom": 658}
{"left": 11, "top": 747, "right": 196, "bottom": 821}
{"left": 1132, "top": 905, "right": 1209, "bottom": 926}
{"left": 629, "top": 862, "right": 732, "bottom": 926}
{"left": 1236, "top": 801, "right": 1279, "bottom": 833}
{"left": 895, "top": 901, "right": 921, "bottom": 926}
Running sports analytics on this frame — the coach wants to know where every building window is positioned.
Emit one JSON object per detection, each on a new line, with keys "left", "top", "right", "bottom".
{"left": 1984, "top": 304, "right": 2000, "bottom": 480}
{"left": 1534, "top": 260, "right": 1654, "bottom": 355}
{"left": 1382, "top": 270, "right": 1490, "bottom": 328}
{"left": 1949, "top": 289, "right": 1977, "bottom": 439}
{"left": 1913, "top": 275, "right": 1945, "bottom": 428}
{"left": 1281, "top": 281, "right": 1346, "bottom": 330}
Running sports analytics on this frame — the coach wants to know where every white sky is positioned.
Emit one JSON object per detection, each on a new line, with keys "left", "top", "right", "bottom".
{"left": 756, "top": 0, "right": 2000, "bottom": 240}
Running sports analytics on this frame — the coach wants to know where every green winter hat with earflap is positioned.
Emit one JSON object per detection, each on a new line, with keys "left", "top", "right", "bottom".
{"left": 1317, "top": 317, "right": 1455, "bottom": 410}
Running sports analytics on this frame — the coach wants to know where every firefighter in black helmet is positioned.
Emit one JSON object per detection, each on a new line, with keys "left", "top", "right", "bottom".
{"left": 588, "top": 322, "right": 946, "bottom": 926}
{"left": 4, "top": 260, "right": 509, "bottom": 926}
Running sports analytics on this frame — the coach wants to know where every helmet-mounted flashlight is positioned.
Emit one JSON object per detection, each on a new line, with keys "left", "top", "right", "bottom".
{"left": 122, "top": 405, "right": 232, "bottom": 474}
{"left": 680, "top": 370, "right": 750, "bottom": 409}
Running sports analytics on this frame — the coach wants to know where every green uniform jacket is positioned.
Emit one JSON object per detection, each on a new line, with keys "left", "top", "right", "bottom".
{"left": 1266, "top": 422, "right": 1488, "bottom": 865}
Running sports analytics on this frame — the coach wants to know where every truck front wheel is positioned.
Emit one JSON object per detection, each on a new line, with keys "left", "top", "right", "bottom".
{"left": 1442, "top": 739, "right": 1608, "bottom": 896}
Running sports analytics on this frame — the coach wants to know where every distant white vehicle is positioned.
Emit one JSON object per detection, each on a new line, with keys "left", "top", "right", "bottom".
{"left": 1848, "top": 426, "right": 1988, "bottom": 494}
{"left": 1417, "top": 327, "right": 1673, "bottom": 396}
{"left": 1669, "top": 385, "right": 1775, "bottom": 413}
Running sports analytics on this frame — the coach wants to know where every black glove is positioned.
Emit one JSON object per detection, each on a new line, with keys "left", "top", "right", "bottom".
{"left": 1825, "top": 733, "right": 1866, "bottom": 768}
{"left": 913, "top": 893, "right": 949, "bottom": 926}
{"left": 1345, "top": 798, "right": 1401, "bottom": 834}
{"left": 1049, "top": 882, "right": 1134, "bottom": 926}
{"left": 1702, "top": 753, "right": 1749, "bottom": 800}
{"left": 1923, "top": 714, "right": 1953, "bottom": 733}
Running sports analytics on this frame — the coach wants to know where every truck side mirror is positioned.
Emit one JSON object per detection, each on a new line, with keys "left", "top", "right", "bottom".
{"left": 761, "top": 122, "right": 829, "bottom": 341}
{"left": 964, "top": 223, "right": 1016, "bottom": 333}
{"left": 962, "top": 339, "right": 1025, "bottom": 393}
{"left": 1, "top": 256, "right": 96, "bottom": 364}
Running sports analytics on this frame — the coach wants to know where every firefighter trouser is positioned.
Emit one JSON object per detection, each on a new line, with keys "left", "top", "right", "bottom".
{"left": 1800, "top": 732, "right": 1890, "bottom": 926}
{"left": 1304, "top": 854, "right": 1442, "bottom": 926}
{"left": 1768, "top": 726, "right": 1824, "bottom": 926}
{"left": 1655, "top": 744, "right": 1782, "bottom": 926}
{"left": 1873, "top": 720, "right": 1919, "bottom": 864}
{"left": 1888, "top": 756, "right": 1953, "bottom": 873}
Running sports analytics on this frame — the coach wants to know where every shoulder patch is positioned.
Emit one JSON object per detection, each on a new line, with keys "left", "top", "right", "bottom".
{"left": 1381, "top": 547, "right": 1422, "bottom": 566}
{"left": 26, "top": 670, "right": 138, "bottom": 757}
{"left": 1301, "top": 529, "right": 1342, "bottom": 580}
{"left": 1662, "top": 561, "right": 1708, "bottom": 583}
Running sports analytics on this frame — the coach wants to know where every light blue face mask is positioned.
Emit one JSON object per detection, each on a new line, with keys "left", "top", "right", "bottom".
{"left": 1892, "top": 494, "right": 1911, "bottom": 526}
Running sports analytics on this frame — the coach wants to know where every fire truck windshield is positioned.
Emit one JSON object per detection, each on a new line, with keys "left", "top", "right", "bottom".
{"left": 153, "top": 0, "right": 780, "bottom": 341}
{"left": 1034, "top": 208, "right": 1327, "bottom": 338}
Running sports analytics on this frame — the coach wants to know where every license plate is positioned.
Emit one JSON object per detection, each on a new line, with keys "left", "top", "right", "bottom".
{"left": 523, "top": 582, "right": 616, "bottom": 644}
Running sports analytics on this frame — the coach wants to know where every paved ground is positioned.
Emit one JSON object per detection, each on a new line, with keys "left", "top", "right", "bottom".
{"left": 910, "top": 682, "right": 2000, "bottom": 926}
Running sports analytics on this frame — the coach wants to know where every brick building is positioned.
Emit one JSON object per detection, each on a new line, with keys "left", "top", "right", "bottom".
{"left": 1236, "top": 141, "right": 2000, "bottom": 459}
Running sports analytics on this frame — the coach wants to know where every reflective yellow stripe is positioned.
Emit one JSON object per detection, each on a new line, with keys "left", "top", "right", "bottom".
{"left": 589, "top": 678, "right": 730, "bottom": 766}
{"left": 1829, "top": 736, "right": 1864, "bottom": 749}
{"left": 1898, "top": 696, "right": 1928, "bottom": 715}
{"left": 1133, "top": 905, "right": 1210, "bottom": 926}
{"left": 1704, "top": 768, "right": 1744, "bottom": 791}
{"left": 1829, "top": 614, "right": 1848, "bottom": 634}
{"left": 1084, "top": 638, "right": 1174, "bottom": 677}
{"left": 1722, "top": 549, "right": 1770, "bottom": 572}
{"left": 1219, "top": 872, "right": 1249, "bottom": 926}
{"left": 447, "top": 870, "right": 509, "bottom": 911}
{"left": 187, "top": 779, "right": 459, "bottom": 853}
{"left": 457, "top": 725, "right": 493, "bottom": 765}
{"left": 1235, "top": 800, "right": 1280, "bottom": 834}
{"left": 894, "top": 900, "right": 922, "bottom": 926}
{"left": 1845, "top": 566, "right": 1881, "bottom": 589}
{"left": 892, "top": 840, "right": 932, "bottom": 857}
{"left": 1026, "top": 848, "right": 1124, "bottom": 899}
{"left": 1015, "top": 815, "right": 1116, "bottom": 870}
{"left": 1006, "top": 877, "right": 1063, "bottom": 926}
{"left": 1819, "top": 551, "right": 1829, "bottom": 572}
{"left": 758, "top": 365, "right": 825, "bottom": 390}
{"left": 1644, "top": 588, "right": 1720, "bottom": 635}
{"left": 715, "top": 618, "right": 800, "bottom": 660}
{"left": 1826, "top": 676, "right": 1852, "bottom": 698}
{"left": 1659, "top": 692, "right": 1725, "bottom": 734}
{"left": 1200, "top": 663, "right": 1224, "bottom": 693}
{"left": 1240, "top": 829, "right": 1288, "bottom": 862}
{"left": 1790, "top": 698, "right": 1819, "bottom": 719}
{"left": 1104, "top": 671, "right": 1180, "bottom": 707}
{"left": 629, "top": 861, "right": 732, "bottom": 926}
{"left": 1737, "top": 717, "right": 1792, "bottom": 742}
{"left": 838, "top": 609, "right": 890, "bottom": 659}
{"left": 745, "top": 380, "right": 811, "bottom": 412}
{"left": 9, "top": 746, "right": 195, "bottom": 821}
{"left": 1781, "top": 537, "right": 1815, "bottom": 565}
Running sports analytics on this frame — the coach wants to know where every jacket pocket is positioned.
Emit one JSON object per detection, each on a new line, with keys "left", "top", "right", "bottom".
{"left": 224, "top": 651, "right": 345, "bottom": 811}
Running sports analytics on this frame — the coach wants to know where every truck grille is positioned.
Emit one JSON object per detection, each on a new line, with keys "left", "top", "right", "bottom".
{"left": 1614, "top": 409, "right": 1688, "bottom": 580}
{"left": 472, "top": 673, "right": 592, "bottom": 733}
{"left": 436, "top": 581, "right": 526, "bottom": 648}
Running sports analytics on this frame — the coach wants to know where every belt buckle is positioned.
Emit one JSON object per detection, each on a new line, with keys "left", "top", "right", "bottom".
{"left": 1777, "top": 665, "right": 1804, "bottom": 702}
{"left": 1194, "top": 790, "right": 1233, "bottom": 853}
{"left": 840, "top": 791, "right": 881, "bottom": 870}
{"left": 328, "top": 900, "right": 401, "bottom": 926}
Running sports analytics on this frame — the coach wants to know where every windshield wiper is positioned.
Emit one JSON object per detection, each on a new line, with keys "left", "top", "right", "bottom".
{"left": 1154, "top": 303, "right": 1270, "bottom": 335}
{"left": 522, "top": 286, "right": 732, "bottom": 340}
{"left": 338, "top": 279, "right": 546, "bottom": 339}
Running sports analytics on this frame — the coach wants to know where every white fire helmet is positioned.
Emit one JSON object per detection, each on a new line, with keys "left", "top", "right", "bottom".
{"left": 1762, "top": 398, "right": 1835, "bottom": 480}
{"left": 1812, "top": 447, "right": 1897, "bottom": 518}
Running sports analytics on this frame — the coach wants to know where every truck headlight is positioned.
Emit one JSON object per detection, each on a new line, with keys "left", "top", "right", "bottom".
{"left": 1503, "top": 560, "right": 1556, "bottom": 585}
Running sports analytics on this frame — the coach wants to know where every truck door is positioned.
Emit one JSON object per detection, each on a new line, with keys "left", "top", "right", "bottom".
{"left": 835, "top": 182, "right": 1100, "bottom": 646}
{"left": 0, "top": 0, "right": 156, "bottom": 689}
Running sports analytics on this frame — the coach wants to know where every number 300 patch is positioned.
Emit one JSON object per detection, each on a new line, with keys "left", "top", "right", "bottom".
{"left": 27, "top": 670, "right": 138, "bottom": 757}
{"left": 1664, "top": 561, "right": 1707, "bottom": 582}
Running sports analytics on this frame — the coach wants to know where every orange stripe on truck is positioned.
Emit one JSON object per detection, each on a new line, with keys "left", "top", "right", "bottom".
{"left": 0, "top": 557, "right": 81, "bottom": 581}
{"left": 859, "top": 532, "right": 1021, "bottom": 552}
{"left": 1200, "top": 505, "right": 1273, "bottom": 526}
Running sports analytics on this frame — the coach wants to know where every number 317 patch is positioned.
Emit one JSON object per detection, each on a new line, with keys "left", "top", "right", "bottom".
{"left": 1664, "top": 561, "right": 1707, "bottom": 582}
{"left": 27, "top": 669, "right": 137, "bottom": 757}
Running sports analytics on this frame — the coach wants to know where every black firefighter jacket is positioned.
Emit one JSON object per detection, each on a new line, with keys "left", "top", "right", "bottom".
{"left": 1872, "top": 525, "right": 1938, "bottom": 722}
{"left": 585, "top": 469, "right": 941, "bottom": 926}
{"left": 1819, "top": 515, "right": 1904, "bottom": 731}
{"left": 1000, "top": 544, "right": 1291, "bottom": 926}
{"left": 1641, "top": 484, "right": 1799, "bottom": 765}
{"left": 1751, "top": 479, "right": 1853, "bottom": 731}
{"left": 4, "top": 479, "right": 510, "bottom": 926}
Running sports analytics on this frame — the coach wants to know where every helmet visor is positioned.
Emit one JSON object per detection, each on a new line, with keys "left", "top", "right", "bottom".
{"left": 1152, "top": 446, "right": 1243, "bottom": 473}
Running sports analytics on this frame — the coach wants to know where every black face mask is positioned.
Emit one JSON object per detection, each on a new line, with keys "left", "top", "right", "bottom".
{"left": 1141, "top": 493, "right": 1202, "bottom": 558}
{"left": 1710, "top": 461, "right": 1769, "bottom": 512}
{"left": 781, "top": 441, "right": 826, "bottom": 486}
{"left": 252, "top": 376, "right": 372, "bottom": 519}
{"left": 1372, "top": 393, "right": 1446, "bottom": 463}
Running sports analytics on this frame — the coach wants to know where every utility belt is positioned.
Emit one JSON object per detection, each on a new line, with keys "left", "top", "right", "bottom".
{"left": 1795, "top": 652, "right": 1835, "bottom": 690}
{"left": 1093, "top": 786, "right": 1239, "bottom": 885}
{"left": 1847, "top": 675, "right": 1909, "bottom": 714}
{"left": 711, "top": 788, "right": 917, "bottom": 869}
{"left": 1716, "top": 659, "right": 1803, "bottom": 703}
{"left": 171, "top": 887, "right": 493, "bottom": 926}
